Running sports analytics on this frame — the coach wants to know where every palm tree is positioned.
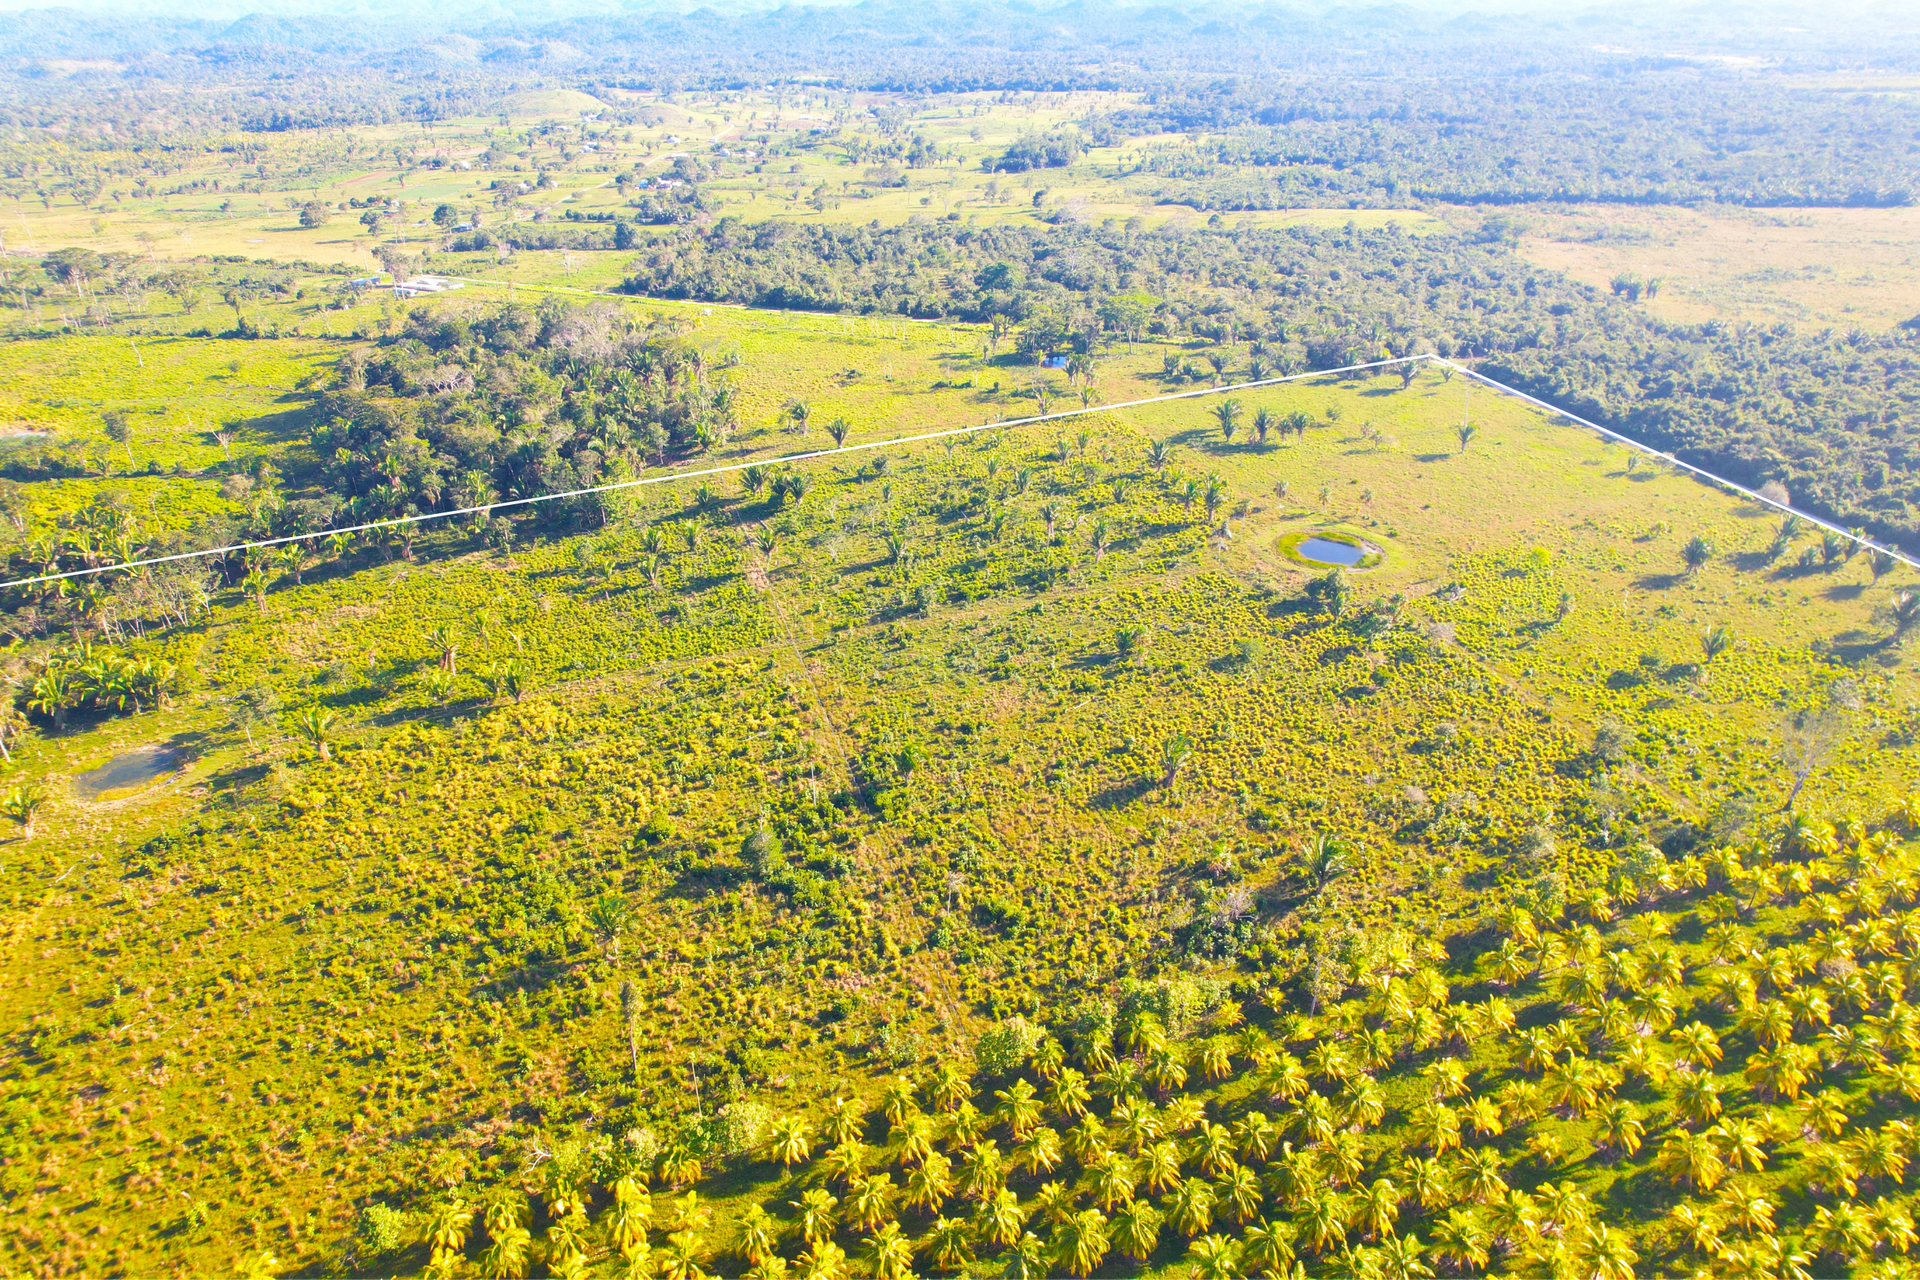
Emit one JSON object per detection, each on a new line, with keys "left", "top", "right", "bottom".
{"left": 796, "top": 1239, "right": 848, "bottom": 1279}
{"left": 1160, "top": 733, "right": 1193, "bottom": 787}
{"left": 1298, "top": 1192, "right": 1347, "bottom": 1255}
{"left": 1147, "top": 440, "right": 1172, "bottom": 472}
{"left": 242, "top": 566, "right": 271, "bottom": 614}
{"left": 1379, "top": 1232, "right": 1434, "bottom": 1279}
{"left": 1212, "top": 399, "right": 1243, "bottom": 444}
{"left": 1203, "top": 477, "right": 1227, "bottom": 522}
{"left": 1190, "top": 1122, "right": 1235, "bottom": 1177}
{"left": 1870, "top": 547, "right": 1898, "bottom": 583}
{"left": 1048, "top": 1069, "right": 1091, "bottom": 1120}
{"left": 827, "top": 417, "right": 851, "bottom": 447}
{"left": 1051, "top": 1209, "right": 1109, "bottom": 1278}
{"left": 822, "top": 1140, "right": 870, "bottom": 1189}
{"left": 734, "top": 1203, "right": 777, "bottom": 1269}
{"left": 1657, "top": 1131, "right": 1726, "bottom": 1191}
{"left": 768, "top": 1115, "right": 815, "bottom": 1169}
{"left": 1170, "top": 1176, "right": 1215, "bottom": 1238}
{"left": 978, "top": 1188, "right": 1026, "bottom": 1249}
{"left": 1456, "top": 423, "right": 1478, "bottom": 452}
{"left": 1090, "top": 520, "right": 1113, "bottom": 562}
{"left": 426, "top": 624, "right": 459, "bottom": 674}
{"left": 1220, "top": 1164, "right": 1262, "bottom": 1225}
{"left": 1430, "top": 1208, "right": 1490, "bottom": 1272}
{"left": 1681, "top": 534, "right": 1715, "bottom": 577}
{"left": 793, "top": 1189, "right": 839, "bottom": 1245}
{"left": 860, "top": 1222, "right": 914, "bottom": 1280}
{"left": 1253, "top": 407, "right": 1275, "bottom": 447}
{"left": 661, "top": 1229, "right": 707, "bottom": 1280}
{"left": 288, "top": 705, "right": 337, "bottom": 762}
{"left": 1890, "top": 590, "right": 1920, "bottom": 642}
{"left": 1, "top": 781, "right": 48, "bottom": 841}
{"left": 993, "top": 1078, "right": 1042, "bottom": 1138}
{"left": 923, "top": 1216, "right": 973, "bottom": 1272}
{"left": 847, "top": 1174, "right": 894, "bottom": 1232}
{"left": 1302, "top": 833, "right": 1352, "bottom": 896}
{"left": 1184, "top": 1234, "right": 1242, "bottom": 1279}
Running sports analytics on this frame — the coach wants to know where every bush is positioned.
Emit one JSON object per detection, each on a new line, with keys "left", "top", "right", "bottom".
{"left": 355, "top": 1203, "right": 407, "bottom": 1254}
{"left": 974, "top": 1015, "right": 1042, "bottom": 1076}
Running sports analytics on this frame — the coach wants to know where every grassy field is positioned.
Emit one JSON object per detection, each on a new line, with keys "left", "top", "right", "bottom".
{"left": 1487, "top": 204, "right": 1920, "bottom": 330}
{"left": 3, "top": 77, "right": 1920, "bottom": 1280}
{"left": 0, "top": 286, "right": 1913, "bottom": 1274}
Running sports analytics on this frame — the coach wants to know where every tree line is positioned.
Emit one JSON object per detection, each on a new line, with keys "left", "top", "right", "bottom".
{"left": 620, "top": 216, "right": 1920, "bottom": 550}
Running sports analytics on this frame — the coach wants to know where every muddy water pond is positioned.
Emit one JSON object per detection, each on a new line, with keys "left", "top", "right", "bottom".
{"left": 73, "top": 747, "right": 177, "bottom": 799}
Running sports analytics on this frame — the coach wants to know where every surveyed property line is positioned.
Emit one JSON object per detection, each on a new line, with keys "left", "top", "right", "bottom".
{"left": 0, "top": 356, "right": 1415, "bottom": 590}
{"left": 7, "top": 351, "right": 1909, "bottom": 588}
{"left": 1430, "top": 356, "right": 1920, "bottom": 573}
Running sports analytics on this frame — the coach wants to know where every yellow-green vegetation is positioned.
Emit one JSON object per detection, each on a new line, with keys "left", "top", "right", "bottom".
{"left": 0, "top": 291, "right": 1915, "bottom": 1276}
{"left": 6, "top": 36, "right": 1920, "bottom": 1279}
{"left": 1496, "top": 203, "right": 1920, "bottom": 330}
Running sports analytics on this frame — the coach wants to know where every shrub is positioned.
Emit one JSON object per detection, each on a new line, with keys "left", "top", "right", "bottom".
{"left": 975, "top": 1015, "right": 1042, "bottom": 1076}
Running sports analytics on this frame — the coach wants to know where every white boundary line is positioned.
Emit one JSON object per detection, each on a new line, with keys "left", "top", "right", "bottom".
{"left": 1435, "top": 356, "right": 1919, "bottom": 572}
{"left": 3, "top": 352, "right": 1911, "bottom": 589}
{"left": 0, "top": 357, "right": 1407, "bottom": 590}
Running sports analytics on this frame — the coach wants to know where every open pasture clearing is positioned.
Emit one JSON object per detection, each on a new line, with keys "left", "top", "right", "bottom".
{"left": 0, "top": 342, "right": 1915, "bottom": 1274}
{"left": 1499, "top": 203, "right": 1920, "bottom": 331}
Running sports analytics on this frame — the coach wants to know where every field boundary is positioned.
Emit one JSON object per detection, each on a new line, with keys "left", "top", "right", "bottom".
{"left": 4, "top": 352, "right": 1912, "bottom": 589}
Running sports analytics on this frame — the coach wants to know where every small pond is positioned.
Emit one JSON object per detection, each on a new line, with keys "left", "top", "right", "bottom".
{"left": 73, "top": 747, "right": 177, "bottom": 799}
{"left": 1296, "top": 536, "right": 1369, "bottom": 567}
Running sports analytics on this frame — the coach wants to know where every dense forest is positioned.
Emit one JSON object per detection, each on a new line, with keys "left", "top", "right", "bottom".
{"left": 1109, "top": 81, "right": 1920, "bottom": 209}
{"left": 620, "top": 218, "right": 1920, "bottom": 551}
{"left": 3, "top": 0, "right": 1920, "bottom": 182}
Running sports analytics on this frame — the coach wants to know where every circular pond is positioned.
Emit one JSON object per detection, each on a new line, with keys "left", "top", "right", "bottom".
{"left": 1297, "top": 536, "right": 1368, "bottom": 567}
{"left": 1277, "top": 529, "right": 1384, "bottom": 570}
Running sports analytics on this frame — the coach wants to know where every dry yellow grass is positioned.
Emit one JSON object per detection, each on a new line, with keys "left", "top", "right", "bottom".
{"left": 1486, "top": 202, "right": 1920, "bottom": 329}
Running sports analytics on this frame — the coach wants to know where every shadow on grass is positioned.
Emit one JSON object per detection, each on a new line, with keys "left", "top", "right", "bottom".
{"left": 1087, "top": 775, "right": 1155, "bottom": 810}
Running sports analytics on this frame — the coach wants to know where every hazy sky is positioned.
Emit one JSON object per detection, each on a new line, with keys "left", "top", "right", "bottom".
{"left": 0, "top": 0, "right": 1852, "bottom": 17}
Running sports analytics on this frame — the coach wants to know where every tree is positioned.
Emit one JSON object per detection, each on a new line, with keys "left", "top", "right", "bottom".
{"left": 1303, "top": 568, "right": 1349, "bottom": 617}
{"left": 0, "top": 702, "right": 30, "bottom": 764}
{"left": 1184, "top": 1233, "right": 1243, "bottom": 1279}
{"left": 1681, "top": 534, "right": 1715, "bottom": 577}
{"left": 1160, "top": 733, "right": 1193, "bottom": 788}
{"left": 1700, "top": 624, "right": 1733, "bottom": 663}
{"left": 1051, "top": 1209, "right": 1108, "bottom": 1278}
{"left": 300, "top": 202, "right": 331, "bottom": 229}
{"left": 1305, "top": 836, "right": 1351, "bottom": 898}
{"left": 1096, "top": 291, "right": 1156, "bottom": 348}
{"left": 861, "top": 1222, "right": 914, "bottom": 1280}
{"left": 1457, "top": 423, "right": 1478, "bottom": 452}
{"left": 1212, "top": 399, "right": 1242, "bottom": 444}
{"left": 827, "top": 417, "right": 851, "bottom": 447}
{"left": 288, "top": 705, "right": 337, "bottom": 762}
{"left": 1889, "top": 590, "right": 1920, "bottom": 643}
{"left": 1780, "top": 683, "right": 1855, "bottom": 809}
{"left": 1, "top": 781, "right": 47, "bottom": 840}
{"left": 102, "top": 410, "right": 133, "bottom": 466}
{"left": 588, "top": 892, "right": 634, "bottom": 958}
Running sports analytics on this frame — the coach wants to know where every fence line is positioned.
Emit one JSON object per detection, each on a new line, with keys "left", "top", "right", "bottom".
{"left": 4, "top": 350, "right": 1910, "bottom": 588}
{"left": 0, "top": 356, "right": 1411, "bottom": 590}
{"left": 1430, "top": 356, "right": 1919, "bottom": 572}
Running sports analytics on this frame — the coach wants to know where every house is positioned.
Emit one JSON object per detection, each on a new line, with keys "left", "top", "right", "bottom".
{"left": 392, "top": 275, "right": 465, "bottom": 298}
